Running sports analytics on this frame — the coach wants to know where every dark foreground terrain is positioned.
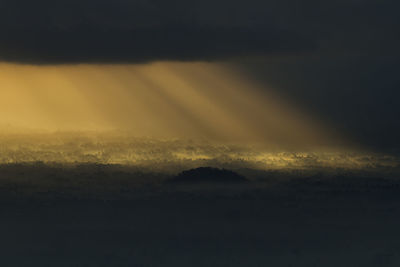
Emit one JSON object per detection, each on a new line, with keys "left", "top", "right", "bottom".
{"left": 1, "top": 164, "right": 400, "bottom": 267}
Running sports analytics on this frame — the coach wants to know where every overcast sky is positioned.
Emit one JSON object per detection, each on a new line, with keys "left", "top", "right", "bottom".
{"left": 0, "top": 0, "right": 399, "bottom": 152}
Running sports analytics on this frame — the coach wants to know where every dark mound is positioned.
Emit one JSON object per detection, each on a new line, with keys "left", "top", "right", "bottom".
{"left": 169, "top": 167, "right": 248, "bottom": 184}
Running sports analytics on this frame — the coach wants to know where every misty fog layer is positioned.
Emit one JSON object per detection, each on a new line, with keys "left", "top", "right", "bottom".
{"left": 0, "top": 132, "right": 398, "bottom": 175}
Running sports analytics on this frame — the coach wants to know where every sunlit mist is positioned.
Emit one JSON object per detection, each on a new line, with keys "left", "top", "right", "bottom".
{"left": 1, "top": 62, "right": 380, "bottom": 173}
{"left": 0, "top": 62, "right": 346, "bottom": 150}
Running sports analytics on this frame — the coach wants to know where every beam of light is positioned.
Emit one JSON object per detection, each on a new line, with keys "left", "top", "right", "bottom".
{"left": 1, "top": 62, "right": 397, "bottom": 173}
{"left": 0, "top": 62, "right": 345, "bottom": 150}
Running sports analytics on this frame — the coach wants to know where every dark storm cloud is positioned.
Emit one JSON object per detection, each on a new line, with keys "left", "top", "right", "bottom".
{"left": 0, "top": 0, "right": 398, "bottom": 63}
{"left": 0, "top": 0, "right": 319, "bottom": 64}
{"left": 0, "top": 26, "right": 312, "bottom": 64}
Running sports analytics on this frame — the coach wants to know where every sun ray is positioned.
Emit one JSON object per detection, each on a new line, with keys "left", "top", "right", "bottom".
{"left": 0, "top": 62, "right": 346, "bottom": 149}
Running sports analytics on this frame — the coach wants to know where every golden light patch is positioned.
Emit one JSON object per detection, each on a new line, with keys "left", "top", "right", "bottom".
{"left": 0, "top": 62, "right": 344, "bottom": 149}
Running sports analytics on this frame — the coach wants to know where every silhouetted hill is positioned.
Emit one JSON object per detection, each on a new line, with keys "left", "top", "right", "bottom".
{"left": 169, "top": 167, "right": 248, "bottom": 184}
